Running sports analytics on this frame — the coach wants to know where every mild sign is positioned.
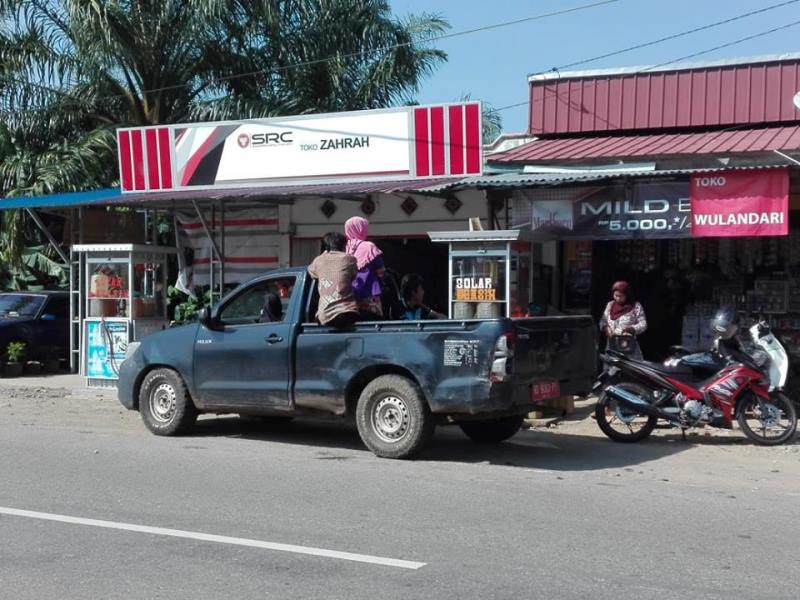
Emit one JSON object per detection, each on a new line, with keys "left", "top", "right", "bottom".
{"left": 690, "top": 169, "right": 789, "bottom": 238}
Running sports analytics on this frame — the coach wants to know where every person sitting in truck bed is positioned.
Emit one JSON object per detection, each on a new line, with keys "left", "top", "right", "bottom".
{"left": 308, "top": 232, "right": 361, "bottom": 328}
{"left": 345, "top": 216, "right": 386, "bottom": 318}
{"left": 399, "top": 273, "right": 445, "bottom": 321}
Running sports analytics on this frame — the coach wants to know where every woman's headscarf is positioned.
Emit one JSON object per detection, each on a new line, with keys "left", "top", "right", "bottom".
{"left": 610, "top": 281, "right": 634, "bottom": 320}
{"left": 345, "top": 216, "right": 382, "bottom": 269}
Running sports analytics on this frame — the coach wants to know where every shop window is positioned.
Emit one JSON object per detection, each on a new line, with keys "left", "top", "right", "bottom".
{"left": 88, "top": 263, "right": 129, "bottom": 318}
{"left": 219, "top": 277, "right": 296, "bottom": 326}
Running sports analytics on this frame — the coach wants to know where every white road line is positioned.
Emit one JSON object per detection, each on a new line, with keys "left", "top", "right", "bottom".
{"left": 0, "top": 506, "right": 426, "bottom": 570}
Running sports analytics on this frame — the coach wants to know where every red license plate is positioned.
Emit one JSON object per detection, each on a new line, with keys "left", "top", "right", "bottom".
{"left": 531, "top": 381, "right": 560, "bottom": 402}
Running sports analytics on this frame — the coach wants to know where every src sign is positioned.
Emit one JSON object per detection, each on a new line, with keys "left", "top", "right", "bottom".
{"left": 237, "top": 132, "right": 294, "bottom": 148}
{"left": 116, "top": 101, "right": 483, "bottom": 192}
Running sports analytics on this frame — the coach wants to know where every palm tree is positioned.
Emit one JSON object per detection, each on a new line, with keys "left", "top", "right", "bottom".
{"left": 0, "top": 0, "right": 449, "bottom": 276}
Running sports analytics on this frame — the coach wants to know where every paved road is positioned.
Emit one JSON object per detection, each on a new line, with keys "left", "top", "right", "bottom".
{"left": 1, "top": 384, "right": 799, "bottom": 599}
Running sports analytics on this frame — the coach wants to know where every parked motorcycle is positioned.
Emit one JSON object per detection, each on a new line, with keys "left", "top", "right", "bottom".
{"left": 594, "top": 309, "right": 797, "bottom": 446}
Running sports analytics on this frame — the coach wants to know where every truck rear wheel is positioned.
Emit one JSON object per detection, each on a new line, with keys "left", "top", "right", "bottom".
{"left": 459, "top": 415, "right": 525, "bottom": 444}
{"left": 356, "top": 375, "right": 435, "bottom": 459}
{"left": 139, "top": 368, "right": 197, "bottom": 436}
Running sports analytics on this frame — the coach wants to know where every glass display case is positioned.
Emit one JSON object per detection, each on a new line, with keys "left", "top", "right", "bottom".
{"left": 428, "top": 230, "right": 534, "bottom": 319}
{"left": 72, "top": 244, "right": 176, "bottom": 387}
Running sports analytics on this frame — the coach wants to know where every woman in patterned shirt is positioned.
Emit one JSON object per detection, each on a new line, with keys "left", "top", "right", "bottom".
{"left": 600, "top": 281, "right": 648, "bottom": 359}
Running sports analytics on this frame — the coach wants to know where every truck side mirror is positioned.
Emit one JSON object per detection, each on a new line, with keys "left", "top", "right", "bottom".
{"left": 198, "top": 306, "right": 213, "bottom": 327}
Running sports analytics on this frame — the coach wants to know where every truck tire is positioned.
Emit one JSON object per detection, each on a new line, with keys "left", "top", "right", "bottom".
{"left": 356, "top": 375, "right": 435, "bottom": 459}
{"left": 139, "top": 368, "right": 197, "bottom": 436}
{"left": 459, "top": 415, "right": 525, "bottom": 444}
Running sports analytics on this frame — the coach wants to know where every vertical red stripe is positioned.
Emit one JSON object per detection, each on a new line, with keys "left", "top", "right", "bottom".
{"left": 465, "top": 103, "right": 481, "bottom": 174}
{"left": 131, "top": 130, "right": 146, "bottom": 191}
{"left": 430, "top": 106, "right": 445, "bottom": 176}
{"left": 145, "top": 129, "right": 160, "bottom": 190}
{"left": 448, "top": 105, "right": 464, "bottom": 175}
{"left": 158, "top": 128, "right": 173, "bottom": 189}
{"left": 414, "top": 108, "right": 430, "bottom": 177}
{"left": 118, "top": 131, "right": 133, "bottom": 192}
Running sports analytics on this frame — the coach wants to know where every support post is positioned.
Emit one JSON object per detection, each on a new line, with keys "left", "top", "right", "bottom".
{"left": 219, "top": 200, "right": 225, "bottom": 292}
{"left": 25, "top": 208, "right": 69, "bottom": 265}
{"left": 191, "top": 200, "right": 223, "bottom": 260}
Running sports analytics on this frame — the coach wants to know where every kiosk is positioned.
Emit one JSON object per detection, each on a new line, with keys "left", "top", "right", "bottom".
{"left": 428, "top": 230, "right": 540, "bottom": 319}
{"left": 72, "top": 244, "right": 175, "bottom": 388}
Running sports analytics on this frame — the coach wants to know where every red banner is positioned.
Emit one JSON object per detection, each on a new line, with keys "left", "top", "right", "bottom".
{"left": 690, "top": 169, "right": 789, "bottom": 238}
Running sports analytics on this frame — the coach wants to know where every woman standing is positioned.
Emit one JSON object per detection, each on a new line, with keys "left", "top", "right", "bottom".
{"left": 600, "top": 281, "right": 648, "bottom": 359}
{"left": 344, "top": 216, "right": 386, "bottom": 317}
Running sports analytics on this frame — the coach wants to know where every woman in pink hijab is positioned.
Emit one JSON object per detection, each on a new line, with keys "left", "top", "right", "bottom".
{"left": 345, "top": 216, "right": 385, "bottom": 317}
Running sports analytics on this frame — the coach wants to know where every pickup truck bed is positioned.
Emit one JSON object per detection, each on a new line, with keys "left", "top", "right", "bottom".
{"left": 119, "top": 268, "right": 596, "bottom": 459}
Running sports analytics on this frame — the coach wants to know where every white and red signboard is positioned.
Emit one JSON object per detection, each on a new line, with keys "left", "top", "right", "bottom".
{"left": 690, "top": 169, "right": 789, "bottom": 238}
{"left": 117, "top": 103, "right": 482, "bottom": 193}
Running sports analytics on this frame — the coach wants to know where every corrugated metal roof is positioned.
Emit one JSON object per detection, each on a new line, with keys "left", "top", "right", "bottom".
{"left": 491, "top": 126, "right": 800, "bottom": 163}
{"left": 528, "top": 52, "right": 800, "bottom": 81}
{"left": 424, "top": 164, "right": 790, "bottom": 192}
{"left": 0, "top": 177, "right": 459, "bottom": 210}
{"left": 528, "top": 59, "right": 800, "bottom": 136}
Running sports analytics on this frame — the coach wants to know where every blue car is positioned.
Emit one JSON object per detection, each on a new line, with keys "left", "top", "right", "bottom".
{"left": 0, "top": 291, "right": 70, "bottom": 361}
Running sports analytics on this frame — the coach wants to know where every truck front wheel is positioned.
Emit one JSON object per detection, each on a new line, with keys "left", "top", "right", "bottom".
{"left": 459, "top": 415, "right": 525, "bottom": 444}
{"left": 139, "top": 368, "right": 197, "bottom": 436}
{"left": 356, "top": 375, "right": 435, "bottom": 459}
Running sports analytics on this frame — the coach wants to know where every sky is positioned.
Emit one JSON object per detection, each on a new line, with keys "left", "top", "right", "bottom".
{"left": 390, "top": 0, "right": 800, "bottom": 134}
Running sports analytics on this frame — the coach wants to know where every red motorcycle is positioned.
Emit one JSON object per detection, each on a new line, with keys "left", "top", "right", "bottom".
{"left": 594, "top": 312, "right": 797, "bottom": 446}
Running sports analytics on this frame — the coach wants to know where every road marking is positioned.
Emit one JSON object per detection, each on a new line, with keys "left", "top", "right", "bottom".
{"left": 0, "top": 506, "right": 425, "bottom": 570}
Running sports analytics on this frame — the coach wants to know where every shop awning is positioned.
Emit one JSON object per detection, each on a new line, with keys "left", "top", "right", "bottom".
{"left": 0, "top": 188, "right": 122, "bottom": 210}
{"left": 424, "top": 164, "right": 791, "bottom": 192}
{"left": 0, "top": 177, "right": 461, "bottom": 211}
{"left": 489, "top": 125, "right": 800, "bottom": 163}
{"left": 108, "top": 176, "right": 460, "bottom": 205}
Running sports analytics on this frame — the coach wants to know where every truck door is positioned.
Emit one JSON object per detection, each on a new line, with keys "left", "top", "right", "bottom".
{"left": 193, "top": 275, "right": 296, "bottom": 408}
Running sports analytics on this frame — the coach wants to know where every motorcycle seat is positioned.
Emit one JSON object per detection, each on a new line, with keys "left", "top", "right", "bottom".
{"left": 626, "top": 358, "right": 716, "bottom": 385}
{"left": 627, "top": 358, "right": 697, "bottom": 377}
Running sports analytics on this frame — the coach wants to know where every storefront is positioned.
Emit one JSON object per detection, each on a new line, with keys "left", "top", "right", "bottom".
{"left": 483, "top": 53, "right": 800, "bottom": 360}
{"left": 489, "top": 165, "right": 800, "bottom": 360}
{"left": 1, "top": 101, "right": 494, "bottom": 380}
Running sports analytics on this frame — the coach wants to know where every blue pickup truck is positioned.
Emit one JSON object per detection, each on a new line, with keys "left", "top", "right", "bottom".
{"left": 118, "top": 268, "right": 596, "bottom": 459}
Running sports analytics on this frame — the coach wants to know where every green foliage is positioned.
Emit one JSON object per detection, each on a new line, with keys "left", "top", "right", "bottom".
{"left": 168, "top": 286, "right": 212, "bottom": 324}
{"left": 0, "top": 0, "right": 449, "bottom": 173}
{"left": 0, "top": 245, "right": 67, "bottom": 291}
{"left": 0, "top": 1, "right": 450, "bottom": 277}
{"left": 6, "top": 341, "right": 27, "bottom": 363}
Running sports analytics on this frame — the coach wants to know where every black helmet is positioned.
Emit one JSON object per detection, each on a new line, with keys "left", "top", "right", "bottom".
{"left": 711, "top": 307, "right": 738, "bottom": 340}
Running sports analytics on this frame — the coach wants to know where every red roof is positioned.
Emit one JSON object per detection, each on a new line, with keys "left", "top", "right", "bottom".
{"left": 528, "top": 56, "right": 800, "bottom": 136}
{"left": 490, "top": 125, "right": 800, "bottom": 163}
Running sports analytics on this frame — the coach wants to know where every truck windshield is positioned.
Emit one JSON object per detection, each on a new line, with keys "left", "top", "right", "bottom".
{"left": 0, "top": 294, "right": 45, "bottom": 318}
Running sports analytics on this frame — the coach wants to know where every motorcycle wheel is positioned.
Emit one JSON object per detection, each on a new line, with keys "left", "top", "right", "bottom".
{"left": 737, "top": 392, "right": 798, "bottom": 446}
{"left": 595, "top": 382, "right": 658, "bottom": 443}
